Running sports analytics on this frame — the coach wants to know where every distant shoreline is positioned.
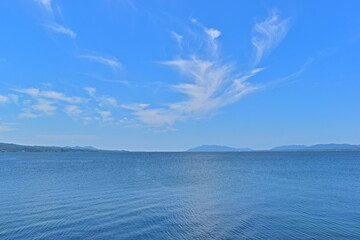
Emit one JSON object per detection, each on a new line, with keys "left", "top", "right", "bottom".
{"left": 1, "top": 142, "right": 360, "bottom": 153}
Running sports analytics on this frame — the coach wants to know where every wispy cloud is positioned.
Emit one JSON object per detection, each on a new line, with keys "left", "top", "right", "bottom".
{"left": 163, "top": 59, "right": 261, "bottom": 114}
{"left": 0, "top": 94, "right": 19, "bottom": 105}
{"left": 171, "top": 31, "right": 184, "bottom": 47}
{"left": 19, "top": 99, "right": 57, "bottom": 118}
{"left": 85, "top": 87, "right": 96, "bottom": 97}
{"left": 45, "top": 24, "right": 76, "bottom": 38}
{"left": 13, "top": 88, "right": 86, "bottom": 104}
{"left": 0, "top": 121, "right": 17, "bottom": 132}
{"left": 4, "top": 86, "right": 118, "bottom": 124}
{"left": 132, "top": 107, "right": 180, "bottom": 126}
{"left": 85, "top": 87, "right": 119, "bottom": 108}
{"left": 6, "top": 11, "right": 294, "bottom": 129}
{"left": 64, "top": 105, "right": 82, "bottom": 119}
{"left": 96, "top": 110, "right": 113, "bottom": 123}
{"left": 35, "top": 0, "right": 76, "bottom": 38}
{"left": 252, "top": 10, "right": 290, "bottom": 65}
{"left": 0, "top": 95, "right": 9, "bottom": 104}
{"left": 124, "top": 19, "right": 265, "bottom": 127}
{"left": 80, "top": 55, "right": 122, "bottom": 71}
{"left": 14, "top": 88, "right": 87, "bottom": 118}
{"left": 36, "top": 0, "right": 53, "bottom": 14}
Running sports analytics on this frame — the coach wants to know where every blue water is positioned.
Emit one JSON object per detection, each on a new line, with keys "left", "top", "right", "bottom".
{"left": 0, "top": 152, "right": 360, "bottom": 239}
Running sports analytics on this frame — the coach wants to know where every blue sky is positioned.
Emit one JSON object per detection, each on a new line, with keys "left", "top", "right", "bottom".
{"left": 0, "top": 0, "right": 360, "bottom": 151}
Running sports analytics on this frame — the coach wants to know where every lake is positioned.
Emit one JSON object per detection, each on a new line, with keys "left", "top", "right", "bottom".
{"left": 0, "top": 151, "right": 359, "bottom": 239}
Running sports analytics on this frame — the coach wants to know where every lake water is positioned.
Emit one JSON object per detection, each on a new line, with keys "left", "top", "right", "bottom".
{"left": 0, "top": 151, "right": 360, "bottom": 239}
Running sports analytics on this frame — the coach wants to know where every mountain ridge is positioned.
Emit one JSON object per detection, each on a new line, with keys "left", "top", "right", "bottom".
{"left": 1, "top": 142, "right": 360, "bottom": 152}
{"left": 187, "top": 144, "right": 360, "bottom": 152}
{"left": 271, "top": 144, "right": 360, "bottom": 151}
{"left": 187, "top": 145, "right": 253, "bottom": 152}
{"left": 0, "top": 142, "right": 99, "bottom": 152}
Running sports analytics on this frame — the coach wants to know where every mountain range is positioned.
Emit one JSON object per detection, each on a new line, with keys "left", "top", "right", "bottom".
{"left": 188, "top": 144, "right": 360, "bottom": 152}
{"left": 187, "top": 145, "right": 253, "bottom": 152}
{"left": 1, "top": 142, "right": 360, "bottom": 152}
{"left": 0, "top": 143, "right": 98, "bottom": 152}
{"left": 271, "top": 144, "right": 360, "bottom": 151}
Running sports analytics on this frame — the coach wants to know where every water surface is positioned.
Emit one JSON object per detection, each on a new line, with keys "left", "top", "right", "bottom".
{"left": 1, "top": 152, "right": 359, "bottom": 239}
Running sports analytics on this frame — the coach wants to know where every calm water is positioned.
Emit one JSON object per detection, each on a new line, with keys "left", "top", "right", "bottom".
{"left": 0, "top": 152, "right": 360, "bottom": 239}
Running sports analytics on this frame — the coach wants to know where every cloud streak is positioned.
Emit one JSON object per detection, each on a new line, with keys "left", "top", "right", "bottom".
{"left": 45, "top": 24, "right": 76, "bottom": 38}
{"left": 36, "top": 0, "right": 53, "bottom": 14}
{"left": 0, "top": 95, "right": 9, "bottom": 104}
{"left": 124, "top": 18, "right": 270, "bottom": 127}
{"left": 5, "top": 11, "right": 293, "bottom": 129}
{"left": 13, "top": 88, "right": 86, "bottom": 104}
{"left": 13, "top": 88, "right": 87, "bottom": 119}
{"left": 35, "top": 0, "right": 76, "bottom": 38}
{"left": 12, "top": 88, "right": 117, "bottom": 124}
{"left": 252, "top": 11, "right": 290, "bottom": 65}
{"left": 80, "top": 55, "right": 122, "bottom": 71}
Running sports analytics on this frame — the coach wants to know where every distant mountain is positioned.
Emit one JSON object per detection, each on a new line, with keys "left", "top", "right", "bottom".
{"left": 187, "top": 143, "right": 360, "bottom": 152}
{"left": 270, "top": 145, "right": 307, "bottom": 151}
{"left": 187, "top": 145, "right": 252, "bottom": 152}
{"left": 0, "top": 142, "right": 99, "bottom": 152}
{"left": 65, "top": 146, "right": 97, "bottom": 150}
{"left": 2, "top": 142, "right": 360, "bottom": 153}
{"left": 271, "top": 144, "right": 360, "bottom": 151}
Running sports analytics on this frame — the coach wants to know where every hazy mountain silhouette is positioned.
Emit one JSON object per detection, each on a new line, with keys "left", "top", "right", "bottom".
{"left": 187, "top": 145, "right": 252, "bottom": 152}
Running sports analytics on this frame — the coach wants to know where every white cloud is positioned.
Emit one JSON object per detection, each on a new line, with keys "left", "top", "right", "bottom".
{"left": 64, "top": 105, "right": 82, "bottom": 118}
{"left": 63, "top": 105, "right": 94, "bottom": 123}
{"left": 99, "top": 97, "right": 118, "bottom": 107}
{"left": 121, "top": 103, "right": 150, "bottom": 111}
{"left": 162, "top": 59, "right": 261, "bottom": 115}
{"left": 0, "top": 94, "right": 19, "bottom": 105}
{"left": 97, "top": 110, "right": 113, "bottom": 123}
{"left": 205, "top": 28, "right": 221, "bottom": 40}
{"left": 14, "top": 88, "right": 87, "bottom": 119}
{"left": 36, "top": 0, "right": 52, "bottom": 14}
{"left": 205, "top": 27, "right": 221, "bottom": 52}
{"left": 124, "top": 13, "right": 290, "bottom": 128}
{"left": 40, "top": 90, "right": 85, "bottom": 103}
{"left": 252, "top": 11, "right": 290, "bottom": 65}
{"left": 132, "top": 108, "right": 180, "bottom": 126}
{"left": 0, "top": 95, "right": 9, "bottom": 104}
{"left": 14, "top": 88, "right": 87, "bottom": 103}
{"left": 85, "top": 87, "right": 119, "bottom": 108}
{"left": 7, "top": 12, "right": 291, "bottom": 128}
{"left": 5, "top": 87, "right": 117, "bottom": 124}
{"left": 26, "top": 99, "right": 57, "bottom": 117}
{"left": 14, "top": 88, "right": 39, "bottom": 97}
{"left": 189, "top": 18, "right": 222, "bottom": 54}
{"left": 171, "top": 31, "right": 184, "bottom": 46}
{"left": 85, "top": 87, "right": 96, "bottom": 97}
{"left": 80, "top": 55, "right": 122, "bottom": 70}
{"left": 125, "top": 19, "right": 265, "bottom": 127}
{"left": 35, "top": 0, "right": 77, "bottom": 38}
{"left": 45, "top": 24, "right": 76, "bottom": 38}
{"left": 19, "top": 111, "right": 41, "bottom": 119}
{"left": 8, "top": 94, "right": 19, "bottom": 104}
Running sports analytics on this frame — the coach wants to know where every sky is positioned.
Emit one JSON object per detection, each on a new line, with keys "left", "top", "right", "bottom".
{"left": 0, "top": 0, "right": 360, "bottom": 151}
